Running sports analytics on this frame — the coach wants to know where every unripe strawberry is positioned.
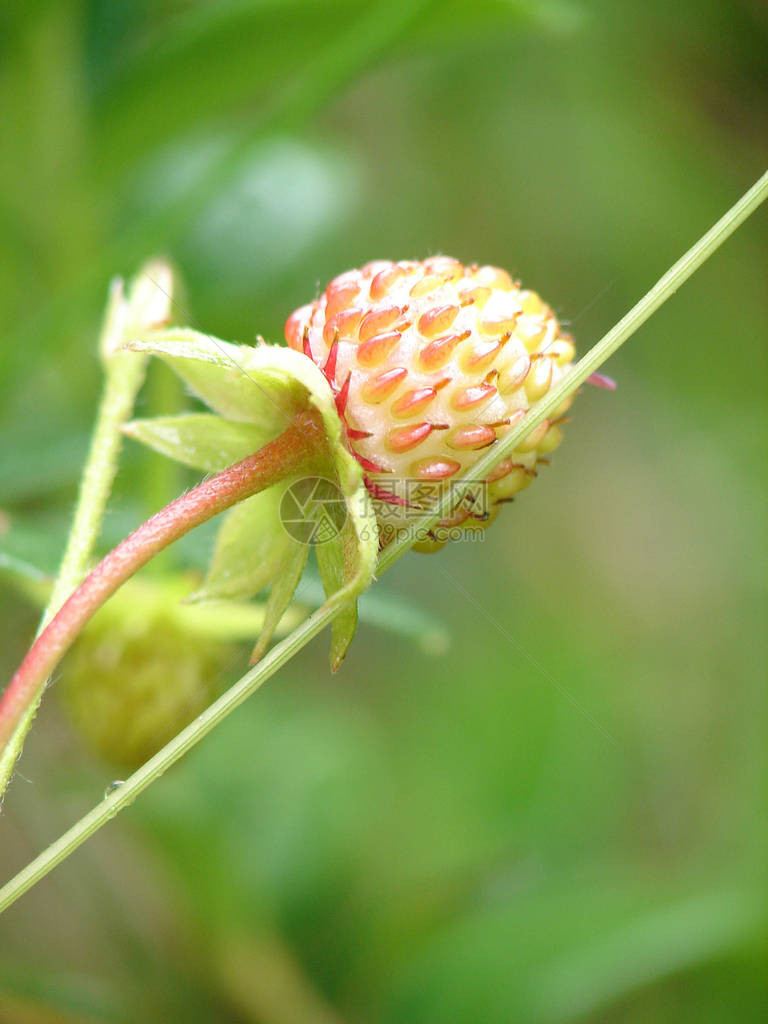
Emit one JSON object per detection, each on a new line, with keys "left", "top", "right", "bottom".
{"left": 60, "top": 578, "right": 233, "bottom": 768}
{"left": 62, "top": 611, "right": 227, "bottom": 769}
{"left": 58, "top": 576, "right": 304, "bottom": 768}
{"left": 285, "top": 257, "right": 576, "bottom": 550}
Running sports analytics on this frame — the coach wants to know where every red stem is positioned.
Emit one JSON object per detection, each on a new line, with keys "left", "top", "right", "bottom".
{"left": 0, "top": 416, "right": 323, "bottom": 751}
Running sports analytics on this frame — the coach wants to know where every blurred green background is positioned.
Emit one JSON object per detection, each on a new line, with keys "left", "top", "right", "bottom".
{"left": 1, "top": 0, "right": 766, "bottom": 1021}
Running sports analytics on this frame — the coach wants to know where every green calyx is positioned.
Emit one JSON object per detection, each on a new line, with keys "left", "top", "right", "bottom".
{"left": 124, "top": 330, "right": 379, "bottom": 669}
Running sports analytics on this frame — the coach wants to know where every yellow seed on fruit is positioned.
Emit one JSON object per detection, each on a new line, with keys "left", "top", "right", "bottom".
{"left": 370, "top": 265, "right": 406, "bottom": 300}
{"left": 525, "top": 356, "right": 554, "bottom": 401}
{"left": 425, "top": 256, "right": 463, "bottom": 281}
{"left": 515, "top": 316, "right": 547, "bottom": 351}
{"left": 493, "top": 409, "right": 526, "bottom": 437}
{"left": 410, "top": 275, "right": 443, "bottom": 298}
{"left": 325, "top": 280, "right": 360, "bottom": 318}
{"left": 536, "top": 424, "right": 563, "bottom": 454}
{"left": 359, "top": 306, "right": 403, "bottom": 342}
{"left": 323, "top": 308, "right": 363, "bottom": 344}
{"left": 553, "top": 394, "right": 575, "bottom": 417}
{"left": 473, "top": 265, "right": 514, "bottom": 290}
{"left": 357, "top": 331, "right": 401, "bottom": 367}
{"left": 518, "top": 290, "right": 544, "bottom": 315}
{"left": 515, "top": 418, "right": 550, "bottom": 453}
{"left": 417, "top": 304, "right": 459, "bottom": 339}
{"left": 497, "top": 354, "right": 530, "bottom": 395}
{"left": 547, "top": 337, "right": 575, "bottom": 365}
{"left": 458, "top": 285, "right": 492, "bottom": 309}
{"left": 461, "top": 337, "right": 503, "bottom": 372}
{"left": 492, "top": 466, "right": 532, "bottom": 499}
{"left": 479, "top": 315, "right": 518, "bottom": 337}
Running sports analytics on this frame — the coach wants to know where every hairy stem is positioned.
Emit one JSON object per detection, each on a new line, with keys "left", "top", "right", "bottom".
{"left": 0, "top": 296, "right": 154, "bottom": 790}
{"left": 46, "top": 361, "right": 146, "bottom": 618}
{"left": 0, "top": 169, "right": 765, "bottom": 913}
{"left": 0, "top": 416, "right": 322, "bottom": 754}
{"left": 0, "top": 364, "right": 147, "bottom": 793}
{"left": 0, "top": 269, "right": 164, "bottom": 797}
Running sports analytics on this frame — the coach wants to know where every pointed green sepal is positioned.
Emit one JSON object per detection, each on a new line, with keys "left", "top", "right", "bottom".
{"left": 128, "top": 330, "right": 328, "bottom": 429}
{"left": 124, "top": 414, "right": 276, "bottom": 473}
{"left": 126, "top": 330, "right": 379, "bottom": 662}
{"left": 192, "top": 487, "right": 297, "bottom": 601}
{"left": 249, "top": 537, "right": 309, "bottom": 666}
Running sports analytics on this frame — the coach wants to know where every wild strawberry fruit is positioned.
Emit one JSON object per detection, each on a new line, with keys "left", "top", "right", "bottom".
{"left": 285, "top": 257, "right": 577, "bottom": 549}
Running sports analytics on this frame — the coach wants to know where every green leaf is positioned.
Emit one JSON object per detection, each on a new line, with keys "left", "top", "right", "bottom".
{"left": 124, "top": 413, "right": 275, "bottom": 473}
{"left": 0, "top": 551, "right": 50, "bottom": 584}
{"left": 194, "top": 486, "right": 297, "bottom": 601}
{"left": 249, "top": 537, "right": 309, "bottom": 665}
{"left": 315, "top": 517, "right": 364, "bottom": 672}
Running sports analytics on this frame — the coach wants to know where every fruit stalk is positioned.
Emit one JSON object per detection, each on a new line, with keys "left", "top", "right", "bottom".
{"left": 0, "top": 415, "right": 323, "bottom": 754}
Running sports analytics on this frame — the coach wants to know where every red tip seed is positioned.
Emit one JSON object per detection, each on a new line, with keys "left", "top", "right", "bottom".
{"left": 452, "top": 381, "right": 497, "bottom": 410}
{"left": 417, "top": 304, "right": 460, "bottom": 340}
{"left": 370, "top": 266, "right": 406, "bottom": 301}
{"left": 418, "top": 331, "right": 471, "bottom": 372}
{"left": 411, "top": 457, "right": 462, "bottom": 481}
{"left": 357, "top": 331, "right": 402, "bottom": 368}
{"left": 486, "top": 458, "right": 526, "bottom": 482}
{"left": 323, "top": 308, "right": 363, "bottom": 345}
{"left": 386, "top": 422, "right": 434, "bottom": 453}
{"left": 325, "top": 281, "right": 360, "bottom": 318}
{"left": 358, "top": 306, "right": 404, "bottom": 343}
{"left": 361, "top": 366, "right": 408, "bottom": 403}
{"left": 448, "top": 424, "right": 497, "bottom": 450}
{"left": 391, "top": 386, "right": 437, "bottom": 418}
{"left": 461, "top": 337, "right": 503, "bottom": 372}
{"left": 285, "top": 306, "right": 311, "bottom": 349}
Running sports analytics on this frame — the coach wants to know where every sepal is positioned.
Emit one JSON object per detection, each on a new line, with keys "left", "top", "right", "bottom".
{"left": 192, "top": 488, "right": 301, "bottom": 602}
{"left": 126, "top": 331, "right": 379, "bottom": 663}
{"left": 124, "top": 414, "right": 276, "bottom": 473}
